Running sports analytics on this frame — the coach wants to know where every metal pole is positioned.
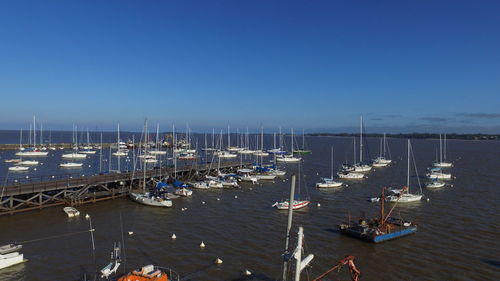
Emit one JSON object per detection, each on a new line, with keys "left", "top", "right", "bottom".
{"left": 282, "top": 175, "right": 296, "bottom": 281}
{"left": 294, "top": 227, "right": 303, "bottom": 281}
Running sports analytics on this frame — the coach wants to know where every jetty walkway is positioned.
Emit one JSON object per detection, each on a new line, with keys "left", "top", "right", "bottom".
{"left": 0, "top": 161, "right": 246, "bottom": 215}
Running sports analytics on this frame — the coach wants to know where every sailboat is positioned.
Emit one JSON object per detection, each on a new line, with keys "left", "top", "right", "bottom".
{"left": 372, "top": 133, "right": 392, "bottom": 167}
{"left": 386, "top": 140, "right": 423, "bottom": 203}
{"left": 149, "top": 124, "right": 167, "bottom": 155}
{"left": 80, "top": 129, "right": 96, "bottom": 154}
{"left": 61, "top": 126, "right": 86, "bottom": 168}
{"left": 15, "top": 116, "right": 49, "bottom": 157}
{"left": 433, "top": 134, "right": 453, "bottom": 167}
{"left": 273, "top": 171, "right": 309, "bottom": 210}
{"left": 316, "top": 147, "right": 343, "bottom": 188}
{"left": 352, "top": 116, "right": 372, "bottom": 172}
{"left": 293, "top": 129, "right": 311, "bottom": 155}
{"left": 276, "top": 128, "right": 302, "bottom": 163}
{"left": 112, "top": 124, "right": 129, "bottom": 157}
{"left": 129, "top": 120, "right": 172, "bottom": 207}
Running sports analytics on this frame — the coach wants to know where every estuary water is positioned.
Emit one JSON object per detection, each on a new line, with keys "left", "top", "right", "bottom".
{"left": 0, "top": 136, "right": 499, "bottom": 281}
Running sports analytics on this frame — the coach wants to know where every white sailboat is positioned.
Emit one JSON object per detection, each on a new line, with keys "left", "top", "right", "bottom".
{"left": 433, "top": 134, "right": 453, "bottom": 167}
{"left": 80, "top": 129, "right": 96, "bottom": 154}
{"left": 276, "top": 128, "right": 301, "bottom": 163}
{"left": 59, "top": 162, "right": 83, "bottom": 168}
{"left": 15, "top": 116, "right": 48, "bottom": 156}
{"left": 316, "top": 147, "right": 343, "bottom": 188}
{"left": 62, "top": 125, "right": 87, "bottom": 159}
{"left": 373, "top": 133, "right": 392, "bottom": 167}
{"left": 129, "top": 120, "right": 173, "bottom": 208}
{"left": 8, "top": 166, "right": 29, "bottom": 171}
{"left": 352, "top": 116, "right": 372, "bottom": 172}
{"left": 273, "top": 175, "right": 309, "bottom": 210}
{"left": 386, "top": 140, "right": 423, "bottom": 203}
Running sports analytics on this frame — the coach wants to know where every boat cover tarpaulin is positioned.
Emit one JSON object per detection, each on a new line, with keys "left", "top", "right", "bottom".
{"left": 155, "top": 182, "right": 168, "bottom": 189}
{"left": 173, "top": 179, "right": 188, "bottom": 188}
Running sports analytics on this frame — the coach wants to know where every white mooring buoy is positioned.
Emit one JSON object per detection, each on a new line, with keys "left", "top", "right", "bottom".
{"left": 234, "top": 195, "right": 238, "bottom": 199}
{"left": 243, "top": 269, "right": 252, "bottom": 276}
{"left": 200, "top": 241, "right": 206, "bottom": 248}
{"left": 85, "top": 214, "right": 90, "bottom": 219}
{"left": 214, "top": 257, "right": 223, "bottom": 264}
{"left": 202, "top": 201, "right": 206, "bottom": 205}
{"left": 317, "top": 203, "right": 321, "bottom": 207}
{"left": 128, "top": 231, "right": 134, "bottom": 235}
{"left": 172, "top": 233, "right": 177, "bottom": 239}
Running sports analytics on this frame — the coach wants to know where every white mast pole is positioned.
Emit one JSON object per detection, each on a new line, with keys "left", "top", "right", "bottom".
{"left": 359, "top": 116, "right": 363, "bottom": 163}
{"left": 407, "top": 139, "right": 410, "bottom": 191}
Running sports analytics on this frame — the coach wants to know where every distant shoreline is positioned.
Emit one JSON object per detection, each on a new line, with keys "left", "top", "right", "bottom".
{"left": 307, "top": 133, "right": 499, "bottom": 141}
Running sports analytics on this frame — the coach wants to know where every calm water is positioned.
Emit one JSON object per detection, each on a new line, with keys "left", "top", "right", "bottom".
{"left": 0, "top": 136, "right": 499, "bottom": 281}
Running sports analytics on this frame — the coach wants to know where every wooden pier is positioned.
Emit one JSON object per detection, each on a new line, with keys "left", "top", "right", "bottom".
{"left": 0, "top": 161, "right": 246, "bottom": 215}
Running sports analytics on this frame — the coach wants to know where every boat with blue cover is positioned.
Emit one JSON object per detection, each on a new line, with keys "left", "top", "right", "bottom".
{"left": 339, "top": 187, "right": 417, "bottom": 243}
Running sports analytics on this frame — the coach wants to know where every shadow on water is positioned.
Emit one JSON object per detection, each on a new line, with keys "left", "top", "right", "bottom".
{"left": 324, "top": 228, "right": 340, "bottom": 234}
{"left": 482, "top": 259, "right": 500, "bottom": 268}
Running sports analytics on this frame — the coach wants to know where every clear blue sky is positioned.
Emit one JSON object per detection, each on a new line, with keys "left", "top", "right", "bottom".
{"left": 0, "top": 0, "right": 499, "bottom": 133}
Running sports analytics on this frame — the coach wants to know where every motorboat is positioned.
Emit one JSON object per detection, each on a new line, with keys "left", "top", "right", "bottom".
{"left": 0, "top": 244, "right": 25, "bottom": 270}
{"left": 117, "top": 264, "right": 180, "bottom": 281}
{"left": 63, "top": 207, "right": 80, "bottom": 217}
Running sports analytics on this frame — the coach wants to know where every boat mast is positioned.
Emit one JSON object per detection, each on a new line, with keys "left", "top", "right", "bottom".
{"left": 439, "top": 134, "right": 442, "bottom": 163}
{"left": 359, "top": 116, "right": 363, "bottom": 164}
{"left": 143, "top": 119, "right": 148, "bottom": 192}
{"left": 353, "top": 137, "right": 356, "bottom": 165}
{"left": 407, "top": 139, "right": 410, "bottom": 192}
{"left": 291, "top": 128, "right": 294, "bottom": 156}
{"left": 33, "top": 115, "right": 36, "bottom": 147}
{"left": 117, "top": 124, "right": 121, "bottom": 172}
{"left": 383, "top": 133, "right": 386, "bottom": 158}
{"left": 330, "top": 146, "right": 334, "bottom": 179}
{"left": 444, "top": 133, "right": 447, "bottom": 161}
{"left": 227, "top": 125, "right": 230, "bottom": 149}
{"left": 302, "top": 128, "right": 305, "bottom": 150}
{"left": 282, "top": 175, "right": 296, "bottom": 281}
{"left": 19, "top": 128, "right": 23, "bottom": 150}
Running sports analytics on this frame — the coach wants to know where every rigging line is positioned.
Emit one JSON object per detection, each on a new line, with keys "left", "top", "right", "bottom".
{"left": 17, "top": 229, "right": 95, "bottom": 244}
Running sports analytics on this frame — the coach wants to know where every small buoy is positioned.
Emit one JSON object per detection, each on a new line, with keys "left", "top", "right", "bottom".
{"left": 202, "top": 201, "right": 206, "bottom": 205}
{"left": 217, "top": 198, "right": 220, "bottom": 201}
{"left": 346, "top": 184, "right": 349, "bottom": 187}
{"left": 317, "top": 203, "right": 321, "bottom": 207}
{"left": 171, "top": 233, "right": 177, "bottom": 239}
{"left": 88, "top": 165, "right": 91, "bottom": 167}
{"left": 128, "top": 231, "right": 134, "bottom": 235}
{"left": 214, "top": 257, "right": 223, "bottom": 264}
{"left": 41, "top": 163, "right": 43, "bottom": 165}
{"left": 85, "top": 214, "right": 90, "bottom": 219}
{"left": 243, "top": 269, "right": 252, "bottom": 276}
{"left": 234, "top": 195, "right": 238, "bottom": 199}
{"left": 51, "top": 175, "right": 55, "bottom": 178}
{"left": 249, "top": 188, "right": 252, "bottom": 190}
{"left": 316, "top": 172, "right": 319, "bottom": 175}
{"left": 34, "top": 168, "right": 37, "bottom": 171}
{"left": 200, "top": 241, "right": 206, "bottom": 248}
{"left": 26, "top": 176, "right": 29, "bottom": 179}
{"left": 427, "top": 198, "right": 430, "bottom": 202}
